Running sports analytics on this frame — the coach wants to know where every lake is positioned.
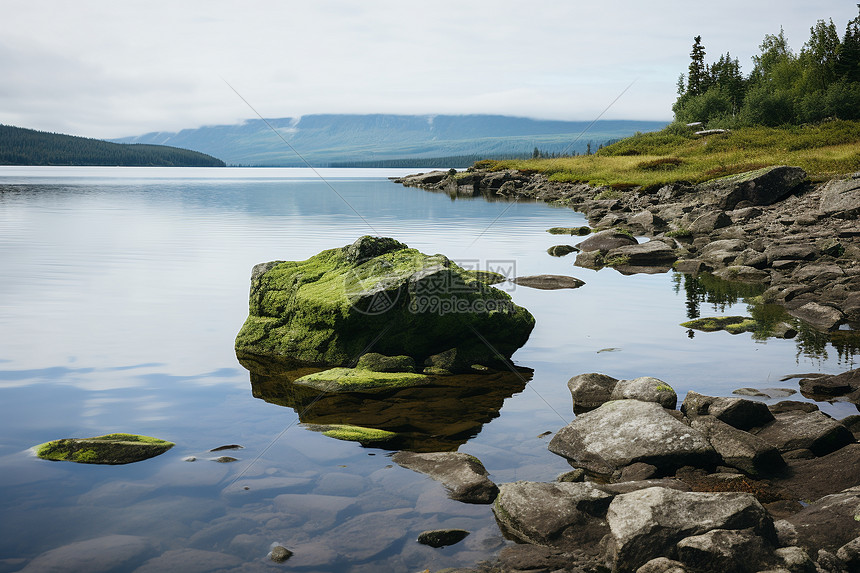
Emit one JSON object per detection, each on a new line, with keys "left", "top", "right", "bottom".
{"left": 0, "top": 167, "right": 856, "bottom": 573}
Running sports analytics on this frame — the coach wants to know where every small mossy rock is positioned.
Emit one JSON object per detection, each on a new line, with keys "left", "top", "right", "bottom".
{"left": 547, "top": 245, "right": 578, "bottom": 257}
{"left": 355, "top": 352, "right": 415, "bottom": 373}
{"left": 548, "top": 226, "right": 591, "bottom": 236}
{"left": 416, "top": 529, "right": 470, "bottom": 548}
{"left": 681, "top": 316, "right": 757, "bottom": 335}
{"left": 293, "top": 367, "right": 430, "bottom": 392}
{"left": 269, "top": 545, "right": 293, "bottom": 563}
{"left": 305, "top": 424, "right": 399, "bottom": 445}
{"left": 35, "top": 433, "right": 174, "bottom": 465}
{"left": 235, "top": 236, "right": 535, "bottom": 370}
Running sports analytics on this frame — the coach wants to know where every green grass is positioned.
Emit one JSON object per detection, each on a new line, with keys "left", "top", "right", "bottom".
{"left": 481, "top": 120, "right": 860, "bottom": 188}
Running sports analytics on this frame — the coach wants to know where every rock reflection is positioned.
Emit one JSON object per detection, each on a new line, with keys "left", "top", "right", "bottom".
{"left": 237, "top": 352, "right": 532, "bottom": 452}
{"left": 673, "top": 272, "right": 859, "bottom": 364}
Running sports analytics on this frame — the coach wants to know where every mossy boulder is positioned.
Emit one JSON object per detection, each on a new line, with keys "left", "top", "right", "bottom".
{"left": 235, "top": 236, "right": 535, "bottom": 371}
{"left": 305, "top": 424, "right": 399, "bottom": 445}
{"left": 35, "top": 433, "right": 174, "bottom": 464}
{"left": 681, "top": 316, "right": 757, "bottom": 334}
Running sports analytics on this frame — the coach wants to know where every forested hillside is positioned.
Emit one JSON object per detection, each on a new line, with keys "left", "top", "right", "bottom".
{"left": 0, "top": 125, "right": 225, "bottom": 166}
{"left": 674, "top": 6, "right": 860, "bottom": 127}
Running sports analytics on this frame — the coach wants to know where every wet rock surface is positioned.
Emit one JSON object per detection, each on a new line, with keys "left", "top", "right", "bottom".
{"left": 391, "top": 451, "right": 499, "bottom": 503}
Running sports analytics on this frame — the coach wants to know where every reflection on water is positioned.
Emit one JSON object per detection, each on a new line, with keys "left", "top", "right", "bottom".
{"left": 675, "top": 272, "right": 858, "bottom": 367}
{"left": 239, "top": 353, "right": 532, "bottom": 452}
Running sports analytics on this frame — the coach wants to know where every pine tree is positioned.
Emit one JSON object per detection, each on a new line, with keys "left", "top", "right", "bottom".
{"left": 687, "top": 36, "right": 707, "bottom": 95}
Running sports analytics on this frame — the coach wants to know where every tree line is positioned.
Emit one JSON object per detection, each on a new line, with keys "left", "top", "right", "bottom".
{"left": 673, "top": 5, "right": 860, "bottom": 127}
{"left": 0, "top": 125, "right": 225, "bottom": 167}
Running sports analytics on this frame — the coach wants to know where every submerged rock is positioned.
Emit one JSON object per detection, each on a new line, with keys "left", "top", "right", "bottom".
{"left": 680, "top": 316, "right": 757, "bottom": 335}
{"left": 235, "top": 236, "right": 534, "bottom": 372}
{"left": 391, "top": 451, "right": 498, "bottom": 503}
{"left": 293, "top": 367, "right": 430, "bottom": 393}
{"left": 511, "top": 275, "right": 585, "bottom": 290}
{"left": 416, "top": 529, "right": 470, "bottom": 548}
{"left": 35, "top": 434, "right": 174, "bottom": 465}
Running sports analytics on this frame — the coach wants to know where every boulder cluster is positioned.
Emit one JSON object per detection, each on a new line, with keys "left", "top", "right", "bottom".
{"left": 395, "top": 167, "right": 860, "bottom": 331}
{"left": 402, "top": 371, "right": 860, "bottom": 573}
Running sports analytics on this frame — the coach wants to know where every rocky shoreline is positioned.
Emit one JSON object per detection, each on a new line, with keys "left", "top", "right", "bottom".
{"left": 394, "top": 166, "right": 860, "bottom": 333}
{"left": 395, "top": 374, "right": 860, "bottom": 573}
{"left": 390, "top": 168, "right": 860, "bottom": 572}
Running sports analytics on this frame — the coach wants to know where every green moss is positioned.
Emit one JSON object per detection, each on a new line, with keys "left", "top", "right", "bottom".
{"left": 294, "top": 367, "right": 430, "bottom": 392}
{"left": 594, "top": 189, "right": 622, "bottom": 200}
{"left": 681, "top": 316, "right": 756, "bottom": 334}
{"left": 547, "top": 226, "right": 591, "bottom": 236}
{"left": 35, "top": 434, "right": 174, "bottom": 465}
{"left": 309, "top": 424, "right": 398, "bottom": 444}
{"left": 655, "top": 384, "right": 674, "bottom": 392}
{"left": 666, "top": 228, "right": 693, "bottom": 238}
{"left": 355, "top": 352, "right": 415, "bottom": 373}
{"left": 604, "top": 255, "right": 631, "bottom": 267}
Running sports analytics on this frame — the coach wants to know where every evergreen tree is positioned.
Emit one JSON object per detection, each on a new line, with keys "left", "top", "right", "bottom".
{"left": 836, "top": 5, "right": 860, "bottom": 82}
{"left": 687, "top": 36, "right": 708, "bottom": 96}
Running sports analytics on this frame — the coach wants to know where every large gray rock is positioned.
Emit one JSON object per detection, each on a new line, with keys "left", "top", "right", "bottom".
{"left": 799, "top": 369, "right": 860, "bottom": 398}
{"left": 548, "top": 400, "right": 718, "bottom": 475}
{"left": 786, "top": 486, "right": 860, "bottom": 553}
{"left": 567, "top": 372, "right": 618, "bottom": 411}
{"left": 492, "top": 481, "right": 612, "bottom": 548}
{"left": 787, "top": 302, "right": 844, "bottom": 331}
{"left": 675, "top": 528, "right": 774, "bottom": 573}
{"left": 819, "top": 176, "right": 860, "bottom": 219}
{"left": 604, "top": 487, "right": 776, "bottom": 573}
{"left": 577, "top": 230, "right": 638, "bottom": 254}
{"left": 605, "top": 240, "right": 677, "bottom": 266}
{"left": 753, "top": 410, "right": 855, "bottom": 457}
{"left": 698, "top": 166, "right": 807, "bottom": 210}
{"left": 610, "top": 377, "right": 677, "bottom": 409}
{"left": 681, "top": 392, "right": 774, "bottom": 431}
{"left": 691, "top": 416, "right": 785, "bottom": 477}
{"left": 391, "top": 451, "right": 498, "bottom": 503}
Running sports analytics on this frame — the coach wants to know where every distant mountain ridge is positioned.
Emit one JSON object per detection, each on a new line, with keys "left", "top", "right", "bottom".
{"left": 0, "top": 125, "right": 225, "bottom": 167}
{"left": 113, "top": 114, "right": 668, "bottom": 167}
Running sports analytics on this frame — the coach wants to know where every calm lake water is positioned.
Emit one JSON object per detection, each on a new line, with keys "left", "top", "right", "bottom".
{"left": 0, "top": 167, "right": 856, "bottom": 573}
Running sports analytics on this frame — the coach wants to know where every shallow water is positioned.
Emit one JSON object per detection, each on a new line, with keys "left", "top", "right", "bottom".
{"left": 0, "top": 167, "right": 856, "bottom": 572}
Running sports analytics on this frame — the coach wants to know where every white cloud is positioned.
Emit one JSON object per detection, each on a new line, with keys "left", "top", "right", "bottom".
{"left": 0, "top": 0, "right": 856, "bottom": 138}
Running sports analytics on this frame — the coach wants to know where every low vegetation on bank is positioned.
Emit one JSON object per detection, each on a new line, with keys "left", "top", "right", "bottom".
{"left": 476, "top": 119, "right": 860, "bottom": 189}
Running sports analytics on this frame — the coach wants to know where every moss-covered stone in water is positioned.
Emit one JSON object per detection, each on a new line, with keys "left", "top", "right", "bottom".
{"left": 681, "top": 316, "right": 757, "bottom": 334}
{"left": 307, "top": 424, "right": 398, "bottom": 444}
{"left": 294, "top": 367, "right": 431, "bottom": 392}
{"left": 355, "top": 352, "right": 416, "bottom": 373}
{"left": 35, "top": 433, "right": 174, "bottom": 465}
{"left": 235, "top": 236, "right": 535, "bottom": 370}
{"left": 547, "top": 226, "right": 591, "bottom": 236}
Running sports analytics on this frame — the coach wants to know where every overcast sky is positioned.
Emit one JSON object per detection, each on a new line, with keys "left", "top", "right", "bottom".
{"left": 1, "top": 1, "right": 857, "bottom": 139}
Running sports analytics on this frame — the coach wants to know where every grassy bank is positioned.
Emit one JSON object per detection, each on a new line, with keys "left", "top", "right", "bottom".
{"left": 478, "top": 120, "right": 860, "bottom": 189}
